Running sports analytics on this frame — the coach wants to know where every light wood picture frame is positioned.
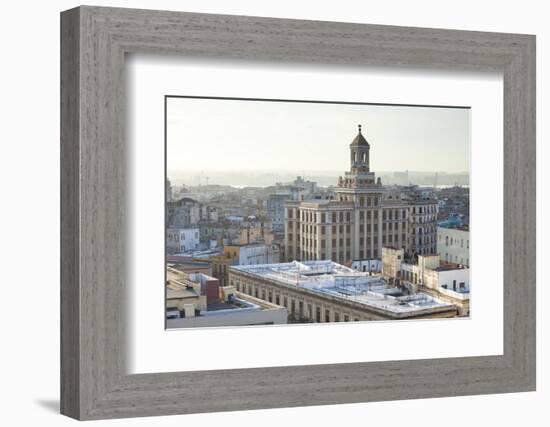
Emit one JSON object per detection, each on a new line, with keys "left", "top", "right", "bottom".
{"left": 60, "top": 5, "right": 536, "bottom": 420}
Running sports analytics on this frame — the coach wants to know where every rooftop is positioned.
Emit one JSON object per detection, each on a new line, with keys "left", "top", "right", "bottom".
{"left": 232, "top": 260, "right": 454, "bottom": 316}
{"left": 350, "top": 124, "right": 370, "bottom": 147}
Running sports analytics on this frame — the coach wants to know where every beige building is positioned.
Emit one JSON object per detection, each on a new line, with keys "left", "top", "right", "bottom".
{"left": 285, "top": 125, "right": 437, "bottom": 265}
{"left": 229, "top": 260, "right": 458, "bottom": 322}
{"left": 208, "top": 243, "right": 281, "bottom": 287}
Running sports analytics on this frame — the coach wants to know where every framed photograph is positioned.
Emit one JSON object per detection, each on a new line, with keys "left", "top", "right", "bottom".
{"left": 60, "top": 6, "right": 536, "bottom": 420}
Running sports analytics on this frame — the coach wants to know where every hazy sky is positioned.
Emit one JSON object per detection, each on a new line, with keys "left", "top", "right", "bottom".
{"left": 167, "top": 97, "right": 470, "bottom": 176}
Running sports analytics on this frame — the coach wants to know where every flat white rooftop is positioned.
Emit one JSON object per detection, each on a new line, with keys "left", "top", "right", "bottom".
{"left": 232, "top": 260, "right": 455, "bottom": 315}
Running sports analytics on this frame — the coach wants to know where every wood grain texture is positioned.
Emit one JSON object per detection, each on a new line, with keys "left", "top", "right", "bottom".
{"left": 60, "top": 7, "right": 80, "bottom": 419}
{"left": 60, "top": 6, "right": 536, "bottom": 420}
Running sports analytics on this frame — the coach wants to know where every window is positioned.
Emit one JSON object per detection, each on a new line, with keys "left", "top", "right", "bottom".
{"left": 325, "top": 309, "right": 330, "bottom": 323}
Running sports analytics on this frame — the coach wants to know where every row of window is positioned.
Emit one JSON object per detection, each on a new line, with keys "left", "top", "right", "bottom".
{"left": 234, "top": 281, "right": 361, "bottom": 322}
{"left": 288, "top": 206, "right": 436, "bottom": 223}
{"left": 167, "top": 232, "right": 198, "bottom": 242}
{"left": 440, "top": 235, "right": 470, "bottom": 249}
{"left": 443, "top": 253, "right": 469, "bottom": 266}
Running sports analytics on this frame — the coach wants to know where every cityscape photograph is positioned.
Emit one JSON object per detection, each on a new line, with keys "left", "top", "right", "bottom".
{"left": 165, "top": 96, "right": 471, "bottom": 329}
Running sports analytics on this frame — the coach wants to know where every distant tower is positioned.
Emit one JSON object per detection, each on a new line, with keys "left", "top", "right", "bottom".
{"left": 349, "top": 124, "right": 370, "bottom": 173}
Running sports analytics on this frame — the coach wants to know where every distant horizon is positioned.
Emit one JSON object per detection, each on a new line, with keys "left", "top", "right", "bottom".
{"left": 167, "top": 169, "right": 469, "bottom": 189}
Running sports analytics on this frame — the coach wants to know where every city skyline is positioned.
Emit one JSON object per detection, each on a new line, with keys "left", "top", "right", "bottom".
{"left": 167, "top": 97, "right": 470, "bottom": 175}
{"left": 165, "top": 96, "right": 471, "bottom": 328}
{"left": 167, "top": 170, "right": 469, "bottom": 188}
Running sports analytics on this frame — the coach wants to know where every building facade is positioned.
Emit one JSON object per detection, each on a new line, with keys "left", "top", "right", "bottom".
{"left": 284, "top": 125, "right": 438, "bottom": 265}
{"left": 166, "top": 227, "right": 200, "bottom": 254}
{"left": 229, "top": 260, "right": 458, "bottom": 322}
{"left": 208, "top": 243, "right": 281, "bottom": 287}
{"left": 437, "top": 226, "right": 470, "bottom": 266}
{"left": 381, "top": 247, "right": 470, "bottom": 316}
{"left": 267, "top": 193, "right": 291, "bottom": 233}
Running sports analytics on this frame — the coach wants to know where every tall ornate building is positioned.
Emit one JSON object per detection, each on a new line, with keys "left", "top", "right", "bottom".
{"left": 284, "top": 125, "right": 437, "bottom": 264}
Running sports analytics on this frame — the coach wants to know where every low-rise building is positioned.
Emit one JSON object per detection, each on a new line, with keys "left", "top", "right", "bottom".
{"left": 166, "top": 227, "right": 200, "bottom": 254}
{"left": 229, "top": 260, "right": 458, "bottom": 322}
{"left": 166, "top": 256, "right": 213, "bottom": 276}
{"left": 208, "top": 243, "right": 281, "bottom": 287}
{"left": 381, "top": 247, "right": 470, "bottom": 316}
{"left": 166, "top": 267, "right": 287, "bottom": 328}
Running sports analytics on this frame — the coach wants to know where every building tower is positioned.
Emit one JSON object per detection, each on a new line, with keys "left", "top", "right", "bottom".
{"left": 350, "top": 124, "right": 370, "bottom": 173}
{"left": 284, "top": 124, "right": 437, "bottom": 265}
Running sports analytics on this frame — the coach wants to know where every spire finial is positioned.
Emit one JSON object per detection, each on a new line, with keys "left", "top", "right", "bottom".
{"left": 358, "top": 124, "right": 362, "bottom": 133}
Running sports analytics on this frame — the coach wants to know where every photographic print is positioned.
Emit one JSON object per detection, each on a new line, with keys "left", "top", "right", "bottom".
{"left": 165, "top": 96, "right": 470, "bottom": 329}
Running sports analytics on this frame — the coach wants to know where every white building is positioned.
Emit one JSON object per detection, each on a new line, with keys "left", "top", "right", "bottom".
{"left": 381, "top": 247, "right": 470, "bottom": 316}
{"left": 437, "top": 226, "right": 470, "bottom": 266}
{"left": 351, "top": 258, "right": 381, "bottom": 273}
{"left": 166, "top": 227, "right": 200, "bottom": 254}
{"left": 230, "top": 260, "right": 458, "bottom": 321}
